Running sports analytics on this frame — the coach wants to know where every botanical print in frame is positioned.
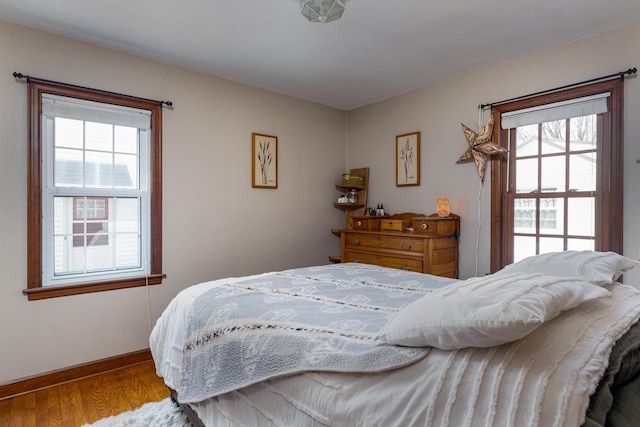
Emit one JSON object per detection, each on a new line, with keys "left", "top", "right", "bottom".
{"left": 252, "top": 133, "right": 278, "bottom": 189}
{"left": 396, "top": 131, "right": 420, "bottom": 186}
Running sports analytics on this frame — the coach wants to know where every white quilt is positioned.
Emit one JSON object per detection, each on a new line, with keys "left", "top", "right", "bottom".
{"left": 150, "top": 264, "right": 640, "bottom": 426}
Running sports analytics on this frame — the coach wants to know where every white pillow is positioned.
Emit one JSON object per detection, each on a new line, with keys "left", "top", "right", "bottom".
{"left": 376, "top": 273, "right": 610, "bottom": 350}
{"left": 495, "top": 251, "right": 640, "bottom": 286}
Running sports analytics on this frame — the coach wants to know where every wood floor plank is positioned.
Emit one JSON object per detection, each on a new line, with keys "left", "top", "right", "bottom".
{"left": 116, "top": 365, "right": 155, "bottom": 409}
{"left": 47, "top": 386, "right": 63, "bottom": 427}
{"left": 129, "top": 363, "right": 169, "bottom": 402}
{"left": 57, "top": 381, "right": 87, "bottom": 427}
{"left": 35, "top": 389, "right": 49, "bottom": 426}
{"left": 25, "top": 392, "right": 37, "bottom": 426}
{"left": 96, "top": 369, "right": 133, "bottom": 418}
{"left": 9, "top": 394, "right": 26, "bottom": 427}
{"left": 0, "top": 399, "right": 12, "bottom": 426}
{"left": 2, "top": 361, "right": 169, "bottom": 427}
{"left": 77, "top": 376, "right": 104, "bottom": 424}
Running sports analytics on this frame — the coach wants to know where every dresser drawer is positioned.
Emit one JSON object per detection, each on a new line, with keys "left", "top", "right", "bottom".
{"left": 351, "top": 216, "right": 380, "bottom": 231}
{"left": 432, "top": 246, "right": 456, "bottom": 265}
{"left": 343, "top": 233, "right": 423, "bottom": 254}
{"left": 343, "top": 251, "right": 423, "bottom": 272}
{"left": 412, "top": 217, "right": 457, "bottom": 235}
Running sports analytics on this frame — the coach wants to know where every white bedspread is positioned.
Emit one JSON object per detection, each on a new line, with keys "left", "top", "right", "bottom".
{"left": 151, "top": 264, "right": 640, "bottom": 426}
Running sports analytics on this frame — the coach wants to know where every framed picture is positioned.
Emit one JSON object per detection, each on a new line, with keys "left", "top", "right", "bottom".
{"left": 252, "top": 133, "right": 278, "bottom": 189}
{"left": 396, "top": 131, "right": 420, "bottom": 186}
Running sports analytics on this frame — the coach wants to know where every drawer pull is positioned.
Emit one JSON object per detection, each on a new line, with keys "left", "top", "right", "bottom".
{"left": 401, "top": 266, "right": 411, "bottom": 271}
{"left": 401, "top": 243, "right": 412, "bottom": 250}
{"left": 352, "top": 239, "right": 360, "bottom": 246}
{"left": 421, "top": 223, "right": 428, "bottom": 230}
{"left": 356, "top": 220, "right": 362, "bottom": 227}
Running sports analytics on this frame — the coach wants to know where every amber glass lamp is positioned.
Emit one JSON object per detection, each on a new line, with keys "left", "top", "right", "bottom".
{"left": 436, "top": 196, "right": 451, "bottom": 217}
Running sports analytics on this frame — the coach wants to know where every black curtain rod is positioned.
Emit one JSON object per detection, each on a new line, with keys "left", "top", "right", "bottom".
{"left": 12, "top": 72, "right": 173, "bottom": 108}
{"left": 478, "top": 67, "right": 636, "bottom": 110}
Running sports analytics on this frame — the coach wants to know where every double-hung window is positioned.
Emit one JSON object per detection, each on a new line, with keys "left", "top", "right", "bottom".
{"left": 490, "top": 79, "right": 623, "bottom": 271}
{"left": 25, "top": 80, "right": 164, "bottom": 300}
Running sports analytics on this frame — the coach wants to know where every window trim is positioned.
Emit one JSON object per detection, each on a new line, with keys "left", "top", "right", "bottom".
{"left": 490, "top": 79, "right": 624, "bottom": 272}
{"left": 24, "top": 79, "right": 165, "bottom": 300}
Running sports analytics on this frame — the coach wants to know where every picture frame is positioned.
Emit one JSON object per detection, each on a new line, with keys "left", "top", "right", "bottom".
{"left": 396, "top": 131, "right": 420, "bottom": 186}
{"left": 252, "top": 133, "right": 278, "bottom": 189}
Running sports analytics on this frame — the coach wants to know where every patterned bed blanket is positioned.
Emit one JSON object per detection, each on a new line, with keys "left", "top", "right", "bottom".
{"left": 177, "top": 264, "right": 454, "bottom": 403}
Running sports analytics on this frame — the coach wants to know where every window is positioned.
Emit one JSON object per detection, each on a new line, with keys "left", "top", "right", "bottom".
{"left": 25, "top": 80, "right": 165, "bottom": 300}
{"left": 490, "top": 79, "right": 624, "bottom": 271}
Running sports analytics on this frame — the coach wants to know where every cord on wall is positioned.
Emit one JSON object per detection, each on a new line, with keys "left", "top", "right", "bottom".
{"left": 475, "top": 179, "right": 483, "bottom": 277}
{"left": 145, "top": 275, "right": 153, "bottom": 334}
{"left": 474, "top": 107, "right": 485, "bottom": 277}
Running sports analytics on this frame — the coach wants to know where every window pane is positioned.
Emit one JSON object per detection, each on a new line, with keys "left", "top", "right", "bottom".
{"left": 114, "top": 126, "right": 138, "bottom": 154}
{"left": 514, "top": 198, "right": 536, "bottom": 233}
{"left": 540, "top": 198, "right": 564, "bottom": 235}
{"left": 114, "top": 198, "right": 140, "bottom": 232}
{"left": 85, "top": 121, "right": 113, "bottom": 152}
{"left": 514, "top": 235, "right": 536, "bottom": 262}
{"left": 516, "top": 124, "right": 538, "bottom": 157}
{"left": 516, "top": 159, "right": 538, "bottom": 193}
{"left": 85, "top": 151, "right": 113, "bottom": 188}
{"left": 55, "top": 118, "right": 83, "bottom": 149}
{"left": 541, "top": 155, "right": 565, "bottom": 192}
{"left": 55, "top": 148, "right": 83, "bottom": 187}
{"left": 53, "top": 196, "right": 142, "bottom": 277}
{"left": 569, "top": 115, "right": 596, "bottom": 151}
{"left": 569, "top": 153, "right": 596, "bottom": 192}
{"left": 116, "top": 234, "right": 140, "bottom": 268}
{"left": 541, "top": 120, "right": 566, "bottom": 154}
{"left": 114, "top": 154, "right": 138, "bottom": 189}
{"left": 567, "top": 238, "right": 595, "bottom": 251}
{"left": 567, "top": 197, "right": 595, "bottom": 237}
{"left": 540, "top": 237, "right": 564, "bottom": 253}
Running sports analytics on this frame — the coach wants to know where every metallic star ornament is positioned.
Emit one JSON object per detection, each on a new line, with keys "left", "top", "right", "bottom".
{"left": 456, "top": 116, "right": 507, "bottom": 181}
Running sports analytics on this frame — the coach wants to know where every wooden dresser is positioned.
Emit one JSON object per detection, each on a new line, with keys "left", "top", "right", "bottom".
{"left": 340, "top": 215, "right": 459, "bottom": 278}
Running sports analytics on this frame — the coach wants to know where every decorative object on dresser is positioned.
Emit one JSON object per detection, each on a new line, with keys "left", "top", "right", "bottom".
{"left": 330, "top": 167, "right": 370, "bottom": 263}
{"left": 396, "top": 132, "right": 420, "bottom": 186}
{"left": 340, "top": 212, "right": 460, "bottom": 278}
{"left": 435, "top": 196, "right": 451, "bottom": 216}
{"left": 252, "top": 132, "right": 278, "bottom": 188}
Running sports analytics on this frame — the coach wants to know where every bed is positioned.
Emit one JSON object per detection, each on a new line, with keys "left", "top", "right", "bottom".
{"left": 150, "top": 251, "right": 640, "bottom": 426}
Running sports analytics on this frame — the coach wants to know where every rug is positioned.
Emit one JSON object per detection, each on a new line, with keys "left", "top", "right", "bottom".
{"left": 82, "top": 398, "right": 191, "bottom": 427}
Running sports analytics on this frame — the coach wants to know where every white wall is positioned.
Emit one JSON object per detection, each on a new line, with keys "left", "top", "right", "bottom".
{"left": 0, "top": 19, "right": 346, "bottom": 383}
{"left": 346, "top": 20, "right": 640, "bottom": 283}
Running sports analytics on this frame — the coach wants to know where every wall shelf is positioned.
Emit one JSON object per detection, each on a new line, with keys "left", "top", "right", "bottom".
{"left": 329, "top": 167, "right": 369, "bottom": 263}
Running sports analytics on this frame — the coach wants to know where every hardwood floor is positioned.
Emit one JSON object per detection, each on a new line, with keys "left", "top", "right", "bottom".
{"left": 0, "top": 361, "right": 170, "bottom": 426}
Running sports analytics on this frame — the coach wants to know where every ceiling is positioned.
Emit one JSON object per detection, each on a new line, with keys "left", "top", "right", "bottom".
{"left": 1, "top": 0, "right": 640, "bottom": 111}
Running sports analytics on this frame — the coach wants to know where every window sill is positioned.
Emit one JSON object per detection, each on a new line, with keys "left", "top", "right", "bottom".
{"left": 23, "top": 274, "right": 166, "bottom": 301}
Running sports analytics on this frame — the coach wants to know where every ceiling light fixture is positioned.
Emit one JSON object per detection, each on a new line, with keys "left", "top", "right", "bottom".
{"left": 301, "top": 0, "right": 345, "bottom": 24}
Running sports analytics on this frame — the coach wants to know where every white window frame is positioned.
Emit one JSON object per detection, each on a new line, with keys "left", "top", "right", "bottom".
{"left": 40, "top": 95, "right": 152, "bottom": 286}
